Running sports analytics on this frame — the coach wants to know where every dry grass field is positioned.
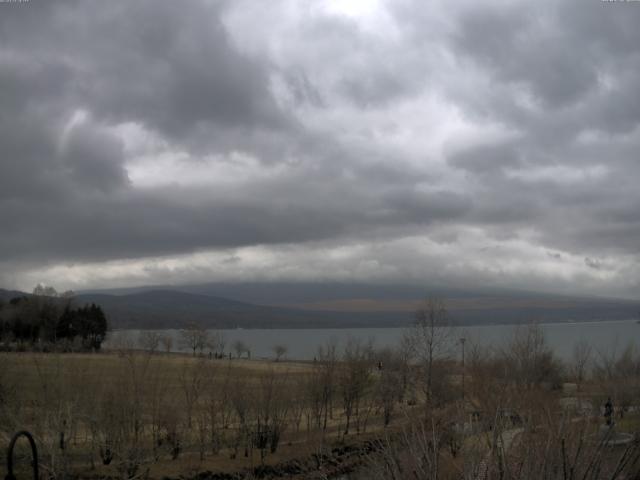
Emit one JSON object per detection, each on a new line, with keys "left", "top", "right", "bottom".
{"left": 2, "top": 321, "right": 640, "bottom": 480}
{"left": 0, "top": 349, "right": 402, "bottom": 479}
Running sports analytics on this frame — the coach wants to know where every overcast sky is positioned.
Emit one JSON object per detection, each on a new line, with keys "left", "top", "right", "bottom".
{"left": 1, "top": 0, "right": 640, "bottom": 298}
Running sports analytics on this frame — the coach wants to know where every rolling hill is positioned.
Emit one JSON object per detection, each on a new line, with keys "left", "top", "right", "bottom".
{"left": 3, "top": 283, "right": 640, "bottom": 329}
{"left": 73, "top": 290, "right": 341, "bottom": 329}
{"left": 77, "top": 282, "right": 640, "bottom": 329}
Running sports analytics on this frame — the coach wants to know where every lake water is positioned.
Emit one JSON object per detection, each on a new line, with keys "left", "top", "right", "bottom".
{"left": 106, "top": 319, "right": 640, "bottom": 361}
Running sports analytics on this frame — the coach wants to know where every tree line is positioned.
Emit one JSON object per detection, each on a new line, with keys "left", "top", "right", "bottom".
{"left": 0, "top": 285, "right": 108, "bottom": 351}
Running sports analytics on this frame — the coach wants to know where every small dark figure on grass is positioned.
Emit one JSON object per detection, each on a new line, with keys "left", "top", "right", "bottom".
{"left": 604, "top": 397, "right": 614, "bottom": 426}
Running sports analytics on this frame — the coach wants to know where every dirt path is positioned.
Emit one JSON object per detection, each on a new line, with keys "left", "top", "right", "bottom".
{"left": 475, "top": 427, "right": 523, "bottom": 480}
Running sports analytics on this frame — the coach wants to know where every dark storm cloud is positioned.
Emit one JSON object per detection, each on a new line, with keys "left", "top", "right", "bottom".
{"left": 0, "top": 1, "right": 288, "bottom": 149}
{"left": 63, "top": 122, "right": 130, "bottom": 193}
{"left": 451, "top": 4, "right": 599, "bottom": 108}
{"left": 0, "top": 0, "right": 304, "bottom": 264}
{"left": 1, "top": 0, "right": 640, "bottom": 295}
{"left": 404, "top": 0, "right": 640, "bottom": 261}
{"left": 0, "top": 180, "right": 469, "bottom": 264}
{"left": 0, "top": 0, "right": 467, "bottom": 266}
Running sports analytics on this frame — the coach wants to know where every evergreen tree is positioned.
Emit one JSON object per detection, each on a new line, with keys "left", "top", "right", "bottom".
{"left": 2, "top": 295, "right": 108, "bottom": 351}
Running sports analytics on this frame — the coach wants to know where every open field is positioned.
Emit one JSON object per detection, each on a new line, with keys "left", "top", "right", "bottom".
{"left": 0, "top": 349, "right": 408, "bottom": 479}
{"left": 2, "top": 320, "right": 640, "bottom": 479}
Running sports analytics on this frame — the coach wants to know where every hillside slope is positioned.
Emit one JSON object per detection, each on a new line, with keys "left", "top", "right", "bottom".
{"left": 76, "top": 283, "right": 640, "bottom": 329}
{"left": 4, "top": 285, "right": 640, "bottom": 329}
{"left": 75, "top": 290, "right": 398, "bottom": 329}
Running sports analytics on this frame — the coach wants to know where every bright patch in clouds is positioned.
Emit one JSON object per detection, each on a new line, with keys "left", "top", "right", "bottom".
{"left": 323, "top": 0, "right": 381, "bottom": 19}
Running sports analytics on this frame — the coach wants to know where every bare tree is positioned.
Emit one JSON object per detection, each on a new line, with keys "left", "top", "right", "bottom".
{"left": 570, "top": 338, "right": 592, "bottom": 389}
{"left": 229, "top": 373, "right": 252, "bottom": 459}
{"left": 289, "top": 374, "right": 307, "bottom": 433}
{"left": 207, "top": 331, "right": 226, "bottom": 357}
{"left": 202, "top": 362, "right": 231, "bottom": 455}
{"left": 503, "top": 323, "right": 562, "bottom": 390}
{"left": 364, "top": 410, "right": 640, "bottom": 480}
{"left": 374, "top": 348, "right": 403, "bottom": 427}
{"left": 272, "top": 344, "right": 288, "bottom": 362}
{"left": 179, "top": 358, "right": 207, "bottom": 428}
{"left": 144, "top": 359, "right": 170, "bottom": 460}
{"left": 339, "top": 338, "right": 374, "bottom": 435}
{"left": 138, "top": 330, "right": 161, "bottom": 353}
{"left": 316, "top": 339, "right": 338, "bottom": 430}
{"left": 253, "top": 368, "right": 291, "bottom": 462}
{"left": 593, "top": 342, "right": 640, "bottom": 419}
{"left": 406, "top": 296, "right": 454, "bottom": 402}
{"left": 159, "top": 334, "right": 173, "bottom": 354}
{"left": 180, "top": 322, "right": 209, "bottom": 357}
{"left": 233, "top": 340, "right": 247, "bottom": 359}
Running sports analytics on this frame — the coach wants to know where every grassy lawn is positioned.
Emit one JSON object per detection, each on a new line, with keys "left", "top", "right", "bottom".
{"left": 614, "top": 412, "right": 640, "bottom": 433}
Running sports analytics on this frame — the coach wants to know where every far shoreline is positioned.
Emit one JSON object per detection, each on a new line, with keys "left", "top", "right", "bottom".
{"left": 107, "top": 316, "right": 640, "bottom": 331}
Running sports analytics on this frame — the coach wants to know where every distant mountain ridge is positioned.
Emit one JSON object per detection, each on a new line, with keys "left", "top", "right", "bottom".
{"left": 83, "top": 281, "right": 626, "bottom": 305}
{"left": 83, "top": 282, "right": 640, "bottom": 328}
{"left": 0, "top": 289, "right": 25, "bottom": 302}
{"left": 74, "top": 289, "right": 330, "bottom": 329}
{"left": 3, "top": 283, "right": 639, "bottom": 329}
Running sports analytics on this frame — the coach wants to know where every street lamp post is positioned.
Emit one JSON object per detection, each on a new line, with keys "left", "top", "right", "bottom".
{"left": 460, "top": 337, "right": 466, "bottom": 403}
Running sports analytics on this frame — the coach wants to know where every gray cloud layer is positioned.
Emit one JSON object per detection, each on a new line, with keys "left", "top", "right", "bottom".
{"left": 1, "top": 0, "right": 639, "bottom": 296}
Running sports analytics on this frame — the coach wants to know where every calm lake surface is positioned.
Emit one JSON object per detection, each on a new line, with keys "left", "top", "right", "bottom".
{"left": 106, "top": 319, "right": 640, "bottom": 361}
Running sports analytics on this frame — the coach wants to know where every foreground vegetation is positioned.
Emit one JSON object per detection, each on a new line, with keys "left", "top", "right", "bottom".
{"left": 1, "top": 298, "right": 640, "bottom": 479}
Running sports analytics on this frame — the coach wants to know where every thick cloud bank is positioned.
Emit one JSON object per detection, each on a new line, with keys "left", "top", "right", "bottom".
{"left": 1, "top": 0, "right": 639, "bottom": 297}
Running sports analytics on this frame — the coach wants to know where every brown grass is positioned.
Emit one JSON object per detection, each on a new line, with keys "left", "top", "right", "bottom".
{"left": 0, "top": 351, "right": 396, "bottom": 479}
